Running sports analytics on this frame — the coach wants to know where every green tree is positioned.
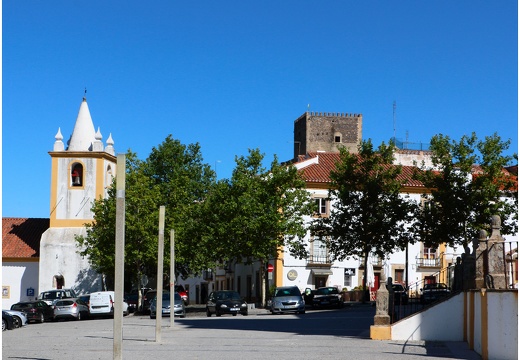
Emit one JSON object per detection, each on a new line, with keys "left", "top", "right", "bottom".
{"left": 205, "top": 149, "right": 314, "bottom": 305}
{"left": 312, "top": 140, "right": 417, "bottom": 301}
{"left": 76, "top": 136, "right": 216, "bottom": 296}
{"left": 76, "top": 151, "right": 162, "bottom": 294}
{"left": 413, "top": 133, "right": 517, "bottom": 249}
{"left": 142, "top": 135, "right": 216, "bottom": 280}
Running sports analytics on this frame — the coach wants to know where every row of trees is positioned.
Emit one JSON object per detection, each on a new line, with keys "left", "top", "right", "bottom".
{"left": 77, "top": 132, "right": 517, "bottom": 305}
{"left": 311, "top": 133, "right": 517, "bottom": 298}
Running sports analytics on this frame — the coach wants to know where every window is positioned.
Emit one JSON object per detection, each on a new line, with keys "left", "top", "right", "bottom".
{"left": 423, "top": 246, "right": 437, "bottom": 259}
{"left": 310, "top": 235, "right": 330, "bottom": 264}
{"left": 334, "top": 132, "right": 342, "bottom": 143}
{"left": 344, "top": 274, "right": 352, "bottom": 287}
{"left": 71, "top": 163, "right": 83, "bottom": 187}
{"left": 394, "top": 269, "right": 404, "bottom": 283}
{"left": 314, "top": 198, "right": 329, "bottom": 216}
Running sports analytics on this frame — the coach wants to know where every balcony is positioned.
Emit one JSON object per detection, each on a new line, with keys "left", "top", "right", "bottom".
{"left": 416, "top": 256, "right": 442, "bottom": 268}
{"left": 359, "top": 254, "right": 383, "bottom": 267}
{"left": 306, "top": 254, "right": 332, "bottom": 266}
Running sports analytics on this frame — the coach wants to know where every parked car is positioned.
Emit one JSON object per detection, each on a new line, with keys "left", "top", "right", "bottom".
{"left": 150, "top": 292, "right": 186, "bottom": 319}
{"left": 10, "top": 301, "right": 54, "bottom": 323}
{"left": 89, "top": 291, "right": 129, "bottom": 318}
{"left": 142, "top": 290, "right": 157, "bottom": 314}
{"left": 420, "top": 283, "right": 451, "bottom": 304}
{"left": 270, "top": 286, "right": 306, "bottom": 314}
{"left": 391, "top": 283, "right": 409, "bottom": 305}
{"left": 206, "top": 290, "right": 248, "bottom": 317}
{"left": 312, "top": 287, "right": 343, "bottom": 308}
{"left": 53, "top": 298, "right": 90, "bottom": 321}
{"left": 3, "top": 310, "right": 28, "bottom": 328}
{"left": 38, "top": 289, "right": 78, "bottom": 306}
{"left": 2, "top": 311, "right": 15, "bottom": 331}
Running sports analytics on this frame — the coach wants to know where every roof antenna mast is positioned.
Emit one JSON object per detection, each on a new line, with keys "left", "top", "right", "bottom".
{"left": 393, "top": 100, "right": 396, "bottom": 140}
{"left": 83, "top": 87, "right": 87, "bottom": 101}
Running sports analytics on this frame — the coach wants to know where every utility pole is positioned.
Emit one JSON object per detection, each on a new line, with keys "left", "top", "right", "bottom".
{"left": 113, "top": 153, "right": 126, "bottom": 360}
{"left": 155, "top": 206, "right": 165, "bottom": 342}
{"left": 170, "top": 229, "right": 175, "bottom": 328}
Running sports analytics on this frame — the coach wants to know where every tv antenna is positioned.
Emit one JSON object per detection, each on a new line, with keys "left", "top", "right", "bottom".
{"left": 393, "top": 100, "right": 396, "bottom": 140}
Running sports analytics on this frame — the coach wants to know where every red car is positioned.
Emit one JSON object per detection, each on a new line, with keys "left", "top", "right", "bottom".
{"left": 174, "top": 285, "right": 188, "bottom": 305}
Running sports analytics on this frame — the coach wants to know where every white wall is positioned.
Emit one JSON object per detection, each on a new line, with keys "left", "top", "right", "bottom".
{"left": 392, "top": 294, "right": 464, "bottom": 341}
{"left": 2, "top": 261, "right": 39, "bottom": 309}
{"left": 391, "top": 291, "right": 518, "bottom": 360}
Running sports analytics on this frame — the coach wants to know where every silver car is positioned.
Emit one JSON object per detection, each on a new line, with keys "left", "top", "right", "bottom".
{"left": 53, "top": 298, "right": 89, "bottom": 321}
{"left": 270, "top": 286, "right": 306, "bottom": 314}
{"left": 3, "top": 310, "right": 28, "bottom": 328}
{"left": 150, "top": 292, "right": 186, "bottom": 319}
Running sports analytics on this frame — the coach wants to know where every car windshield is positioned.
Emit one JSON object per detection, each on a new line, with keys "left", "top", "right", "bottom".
{"left": 316, "top": 287, "right": 337, "bottom": 295}
{"left": 392, "top": 285, "right": 404, "bottom": 291}
{"left": 216, "top": 292, "right": 241, "bottom": 301}
{"left": 41, "top": 292, "right": 61, "bottom": 299}
{"left": 425, "top": 283, "right": 447, "bottom": 290}
{"left": 274, "top": 288, "right": 301, "bottom": 297}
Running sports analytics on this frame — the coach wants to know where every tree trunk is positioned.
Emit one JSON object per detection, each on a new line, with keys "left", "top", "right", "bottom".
{"left": 362, "top": 248, "right": 369, "bottom": 304}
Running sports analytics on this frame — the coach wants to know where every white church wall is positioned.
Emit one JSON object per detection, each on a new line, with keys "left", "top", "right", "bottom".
{"left": 2, "top": 261, "right": 39, "bottom": 309}
{"left": 39, "top": 228, "right": 103, "bottom": 295}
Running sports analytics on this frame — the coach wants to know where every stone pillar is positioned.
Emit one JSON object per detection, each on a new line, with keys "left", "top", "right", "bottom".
{"left": 475, "top": 229, "right": 487, "bottom": 289}
{"left": 370, "top": 281, "right": 391, "bottom": 340}
{"left": 487, "top": 215, "right": 507, "bottom": 289}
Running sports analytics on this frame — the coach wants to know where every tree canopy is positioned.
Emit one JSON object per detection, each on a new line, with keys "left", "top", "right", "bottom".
{"left": 201, "top": 149, "right": 314, "bottom": 304}
{"left": 413, "top": 132, "right": 517, "bottom": 249}
{"left": 312, "top": 140, "right": 417, "bottom": 297}
{"left": 76, "top": 139, "right": 314, "bottom": 302}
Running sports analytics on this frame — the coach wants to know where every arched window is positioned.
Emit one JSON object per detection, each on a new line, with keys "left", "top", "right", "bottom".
{"left": 71, "top": 163, "right": 83, "bottom": 187}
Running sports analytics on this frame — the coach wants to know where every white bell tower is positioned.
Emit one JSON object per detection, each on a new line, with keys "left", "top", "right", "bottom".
{"left": 39, "top": 96, "right": 117, "bottom": 294}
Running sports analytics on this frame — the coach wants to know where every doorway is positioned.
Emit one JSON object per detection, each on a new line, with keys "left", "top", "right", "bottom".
{"left": 314, "top": 276, "right": 327, "bottom": 288}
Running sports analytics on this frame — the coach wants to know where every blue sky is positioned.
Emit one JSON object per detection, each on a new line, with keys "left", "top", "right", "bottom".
{"left": 3, "top": 1, "right": 518, "bottom": 218}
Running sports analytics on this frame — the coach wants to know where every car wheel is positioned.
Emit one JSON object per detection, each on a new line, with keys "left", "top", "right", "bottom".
{"left": 232, "top": 313, "right": 237, "bottom": 316}
{"left": 215, "top": 310, "right": 221, "bottom": 317}
{"left": 12, "top": 316, "right": 21, "bottom": 328}
{"left": 242, "top": 312, "right": 248, "bottom": 316}
{"left": 180, "top": 313, "right": 186, "bottom": 318}
{"left": 2, "top": 319, "right": 6, "bottom": 331}
{"left": 77, "top": 312, "right": 82, "bottom": 321}
{"left": 206, "top": 308, "right": 212, "bottom": 317}
{"left": 39, "top": 313, "right": 45, "bottom": 323}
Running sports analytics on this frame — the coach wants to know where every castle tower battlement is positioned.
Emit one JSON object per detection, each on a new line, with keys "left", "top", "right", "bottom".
{"left": 293, "top": 111, "right": 362, "bottom": 159}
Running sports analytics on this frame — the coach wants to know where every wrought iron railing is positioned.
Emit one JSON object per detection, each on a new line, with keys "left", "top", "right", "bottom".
{"left": 307, "top": 254, "right": 332, "bottom": 265}
{"left": 415, "top": 256, "right": 442, "bottom": 268}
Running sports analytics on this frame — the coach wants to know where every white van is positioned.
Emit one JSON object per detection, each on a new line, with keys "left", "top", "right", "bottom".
{"left": 89, "top": 291, "right": 129, "bottom": 318}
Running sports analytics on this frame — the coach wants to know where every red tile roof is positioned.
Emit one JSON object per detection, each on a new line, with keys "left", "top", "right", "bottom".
{"left": 295, "top": 152, "right": 424, "bottom": 188}
{"left": 2, "top": 218, "right": 49, "bottom": 258}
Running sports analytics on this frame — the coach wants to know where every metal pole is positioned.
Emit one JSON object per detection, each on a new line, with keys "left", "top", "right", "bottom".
{"left": 113, "top": 154, "right": 126, "bottom": 360}
{"left": 170, "top": 229, "right": 175, "bottom": 328}
{"left": 155, "top": 206, "right": 165, "bottom": 342}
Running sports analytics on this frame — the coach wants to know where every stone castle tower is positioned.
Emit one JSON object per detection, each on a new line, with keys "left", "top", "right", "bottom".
{"left": 39, "top": 96, "right": 117, "bottom": 294}
{"left": 293, "top": 112, "right": 362, "bottom": 159}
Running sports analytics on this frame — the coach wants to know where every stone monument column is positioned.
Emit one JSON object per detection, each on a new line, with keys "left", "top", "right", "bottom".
{"left": 487, "top": 215, "right": 507, "bottom": 289}
{"left": 475, "top": 229, "right": 487, "bottom": 289}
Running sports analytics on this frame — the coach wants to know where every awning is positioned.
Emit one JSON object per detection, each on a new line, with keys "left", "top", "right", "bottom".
{"left": 311, "top": 269, "right": 333, "bottom": 276}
